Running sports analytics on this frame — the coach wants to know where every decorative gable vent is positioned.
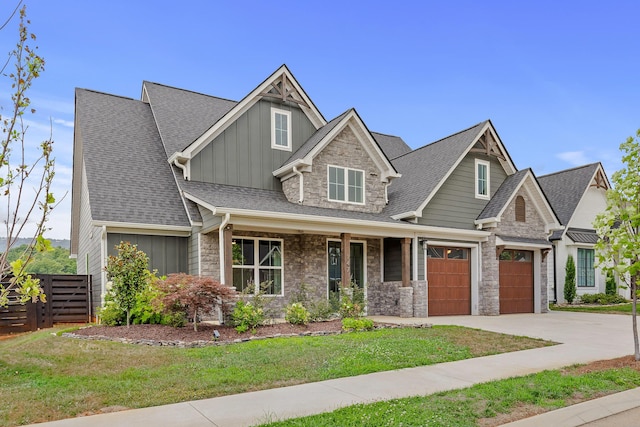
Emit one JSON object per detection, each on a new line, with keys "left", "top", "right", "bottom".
{"left": 260, "top": 74, "right": 309, "bottom": 108}
{"left": 515, "top": 195, "right": 526, "bottom": 222}
{"left": 590, "top": 169, "right": 608, "bottom": 189}
{"left": 470, "top": 129, "right": 506, "bottom": 161}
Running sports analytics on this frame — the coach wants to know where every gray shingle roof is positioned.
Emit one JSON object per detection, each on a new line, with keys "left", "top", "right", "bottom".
{"left": 371, "top": 132, "right": 412, "bottom": 160}
{"left": 179, "top": 180, "right": 412, "bottom": 225}
{"left": 538, "top": 163, "right": 601, "bottom": 226}
{"left": 76, "top": 89, "right": 190, "bottom": 227}
{"left": 143, "top": 82, "right": 237, "bottom": 156}
{"left": 566, "top": 228, "right": 599, "bottom": 244}
{"left": 282, "top": 110, "right": 351, "bottom": 167}
{"left": 477, "top": 169, "right": 530, "bottom": 220}
{"left": 386, "top": 121, "right": 488, "bottom": 216}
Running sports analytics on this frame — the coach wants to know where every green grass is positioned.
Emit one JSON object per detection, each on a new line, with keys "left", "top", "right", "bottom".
{"left": 0, "top": 325, "right": 551, "bottom": 426}
{"left": 261, "top": 367, "right": 640, "bottom": 426}
{"left": 551, "top": 303, "right": 633, "bottom": 314}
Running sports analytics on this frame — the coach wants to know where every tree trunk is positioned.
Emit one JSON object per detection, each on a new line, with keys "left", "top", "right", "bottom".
{"left": 126, "top": 309, "right": 131, "bottom": 328}
{"left": 193, "top": 308, "right": 198, "bottom": 332}
{"left": 633, "top": 275, "right": 639, "bottom": 361}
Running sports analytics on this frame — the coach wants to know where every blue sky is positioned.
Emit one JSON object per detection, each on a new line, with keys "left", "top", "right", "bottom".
{"left": 1, "top": 0, "right": 639, "bottom": 239}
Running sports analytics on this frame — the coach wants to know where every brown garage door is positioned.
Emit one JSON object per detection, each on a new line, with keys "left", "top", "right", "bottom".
{"left": 427, "top": 247, "right": 471, "bottom": 316}
{"left": 499, "top": 250, "right": 533, "bottom": 314}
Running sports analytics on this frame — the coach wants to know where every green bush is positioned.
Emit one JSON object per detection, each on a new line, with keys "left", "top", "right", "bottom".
{"left": 564, "top": 255, "right": 577, "bottom": 304}
{"left": 341, "top": 317, "right": 374, "bottom": 332}
{"left": 232, "top": 301, "right": 264, "bottom": 333}
{"left": 580, "top": 293, "right": 627, "bottom": 305}
{"left": 285, "top": 302, "right": 310, "bottom": 325}
{"left": 308, "top": 299, "right": 335, "bottom": 322}
{"left": 339, "top": 282, "right": 366, "bottom": 319}
{"left": 606, "top": 270, "right": 617, "bottom": 295}
{"left": 97, "top": 299, "right": 125, "bottom": 326}
{"left": 289, "top": 283, "right": 335, "bottom": 321}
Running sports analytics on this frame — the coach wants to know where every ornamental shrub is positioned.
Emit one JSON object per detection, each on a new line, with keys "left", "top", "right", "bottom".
{"left": 564, "top": 255, "right": 577, "bottom": 304}
{"left": 606, "top": 270, "right": 617, "bottom": 296}
{"left": 580, "top": 293, "right": 627, "bottom": 305}
{"left": 232, "top": 300, "right": 264, "bottom": 333}
{"left": 339, "top": 282, "right": 366, "bottom": 319}
{"left": 285, "top": 302, "right": 310, "bottom": 325}
{"left": 342, "top": 317, "right": 374, "bottom": 332}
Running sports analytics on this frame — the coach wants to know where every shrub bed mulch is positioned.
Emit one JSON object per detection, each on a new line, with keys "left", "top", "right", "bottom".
{"left": 65, "top": 320, "right": 429, "bottom": 347}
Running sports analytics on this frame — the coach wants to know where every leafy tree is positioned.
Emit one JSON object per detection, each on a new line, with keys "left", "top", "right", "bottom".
{"left": 594, "top": 129, "right": 640, "bottom": 361}
{"left": 564, "top": 255, "right": 577, "bottom": 304}
{"left": 0, "top": 4, "right": 56, "bottom": 307}
{"left": 5, "top": 244, "right": 76, "bottom": 274}
{"left": 158, "top": 273, "right": 237, "bottom": 331}
{"left": 105, "top": 242, "right": 149, "bottom": 327}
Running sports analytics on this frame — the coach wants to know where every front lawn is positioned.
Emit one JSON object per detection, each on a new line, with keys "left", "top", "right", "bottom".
{"left": 261, "top": 358, "right": 640, "bottom": 426}
{"left": 0, "top": 325, "right": 551, "bottom": 426}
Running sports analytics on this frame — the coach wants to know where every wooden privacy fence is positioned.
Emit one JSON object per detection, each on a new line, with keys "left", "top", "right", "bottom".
{"left": 0, "top": 275, "right": 91, "bottom": 334}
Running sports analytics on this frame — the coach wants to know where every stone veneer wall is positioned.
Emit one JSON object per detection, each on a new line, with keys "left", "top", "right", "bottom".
{"left": 481, "top": 190, "right": 550, "bottom": 314}
{"left": 367, "top": 280, "right": 427, "bottom": 317}
{"left": 199, "top": 229, "right": 383, "bottom": 317}
{"left": 281, "top": 125, "right": 388, "bottom": 213}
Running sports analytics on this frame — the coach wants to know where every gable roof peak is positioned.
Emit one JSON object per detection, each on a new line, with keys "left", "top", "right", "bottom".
{"left": 537, "top": 162, "right": 602, "bottom": 179}
{"left": 142, "top": 80, "right": 239, "bottom": 104}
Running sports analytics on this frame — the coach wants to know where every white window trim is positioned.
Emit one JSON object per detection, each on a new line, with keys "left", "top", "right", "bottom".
{"left": 327, "top": 165, "right": 365, "bottom": 205}
{"left": 475, "top": 159, "right": 490, "bottom": 200}
{"left": 576, "top": 247, "right": 596, "bottom": 288}
{"left": 232, "top": 236, "right": 284, "bottom": 296}
{"left": 271, "top": 107, "right": 292, "bottom": 152}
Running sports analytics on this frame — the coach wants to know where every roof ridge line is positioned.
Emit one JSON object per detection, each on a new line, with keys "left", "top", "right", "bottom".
{"left": 538, "top": 162, "right": 600, "bottom": 179}
{"left": 143, "top": 81, "right": 239, "bottom": 104}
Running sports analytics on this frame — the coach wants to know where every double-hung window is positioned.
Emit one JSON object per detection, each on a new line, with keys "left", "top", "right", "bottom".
{"left": 328, "top": 165, "right": 364, "bottom": 204}
{"left": 232, "top": 237, "right": 283, "bottom": 295}
{"left": 577, "top": 248, "right": 595, "bottom": 287}
{"left": 271, "top": 108, "right": 291, "bottom": 151}
{"left": 475, "top": 159, "right": 490, "bottom": 199}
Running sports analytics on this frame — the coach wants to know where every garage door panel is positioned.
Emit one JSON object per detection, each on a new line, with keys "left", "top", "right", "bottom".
{"left": 499, "top": 250, "right": 533, "bottom": 314}
{"left": 427, "top": 247, "right": 470, "bottom": 316}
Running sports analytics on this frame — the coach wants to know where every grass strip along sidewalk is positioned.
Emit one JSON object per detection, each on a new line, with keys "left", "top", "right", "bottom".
{"left": 260, "top": 358, "right": 640, "bottom": 426}
{"left": 1, "top": 324, "right": 550, "bottom": 426}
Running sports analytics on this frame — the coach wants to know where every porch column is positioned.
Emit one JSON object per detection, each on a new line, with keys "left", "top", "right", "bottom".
{"left": 223, "top": 224, "right": 233, "bottom": 286}
{"left": 341, "top": 233, "right": 351, "bottom": 286}
{"left": 402, "top": 237, "right": 411, "bottom": 287}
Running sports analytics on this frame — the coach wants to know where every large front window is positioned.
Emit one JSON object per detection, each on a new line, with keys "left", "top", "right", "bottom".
{"left": 577, "top": 248, "right": 595, "bottom": 287}
{"left": 232, "top": 237, "right": 283, "bottom": 295}
{"left": 328, "top": 165, "right": 364, "bottom": 204}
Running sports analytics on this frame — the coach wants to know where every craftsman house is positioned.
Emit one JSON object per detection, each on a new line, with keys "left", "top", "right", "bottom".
{"left": 538, "top": 163, "right": 612, "bottom": 303}
{"left": 71, "top": 65, "right": 562, "bottom": 318}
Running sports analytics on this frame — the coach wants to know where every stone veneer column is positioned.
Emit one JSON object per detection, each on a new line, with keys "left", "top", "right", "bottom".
{"left": 411, "top": 280, "right": 428, "bottom": 317}
{"left": 399, "top": 286, "right": 414, "bottom": 318}
{"left": 480, "top": 234, "right": 500, "bottom": 315}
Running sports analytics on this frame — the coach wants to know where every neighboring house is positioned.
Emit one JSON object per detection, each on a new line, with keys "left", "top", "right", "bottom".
{"left": 71, "top": 65, "right": 562, "bottom": 318}
{"left": 538, "top": 163, "right": 612, "bottom": 303}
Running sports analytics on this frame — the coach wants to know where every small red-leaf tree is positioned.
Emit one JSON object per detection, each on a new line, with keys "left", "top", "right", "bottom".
{"left": 158, "top": 273, "right": 238, "bottom": 331}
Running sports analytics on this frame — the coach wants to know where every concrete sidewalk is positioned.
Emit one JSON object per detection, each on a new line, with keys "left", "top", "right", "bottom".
{"left": 26, "top": 311, "right": 640, "bottom": 427}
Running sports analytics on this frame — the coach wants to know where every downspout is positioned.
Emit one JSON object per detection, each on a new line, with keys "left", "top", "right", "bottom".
{"left": 293, "top": 166, "right": 304, "bottom": 203}
{"left": 552, "top": 244, "right": 558, "bottom": 304}
{"left": 173, "top": 157, "right": 188, "bottom": 180}
{"left": 384, "top": 182, "right": 391, "bottom": 204}
{"left": 219, "top": 213, "right": 231, "bottom": 284}
{"left": 100, "top": 225, "right": 107, "bottom": 307}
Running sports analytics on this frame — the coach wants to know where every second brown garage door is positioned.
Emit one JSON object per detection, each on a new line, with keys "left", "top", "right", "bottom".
{"left": 499, "top": 250, "right": 534, "bottom": 314}
{"left": 427, "top": 246, "right": 471, "bottom": 316}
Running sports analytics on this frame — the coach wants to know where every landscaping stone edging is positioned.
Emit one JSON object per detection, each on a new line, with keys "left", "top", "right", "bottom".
{"left": 62, "top": 323, "right": 432, "bottom": 348}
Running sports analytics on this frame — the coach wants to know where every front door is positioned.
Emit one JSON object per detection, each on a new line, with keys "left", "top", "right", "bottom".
{"left": 328, "top": 241, "right": 364, "bottom": 299}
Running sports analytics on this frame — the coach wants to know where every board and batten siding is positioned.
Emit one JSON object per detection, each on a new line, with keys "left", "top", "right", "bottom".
{"left": 107, "top": 234, "right": 188, "bottom": 276}
{"left": 418, "top": 154, "right": 508, "bottom": 229}
{"left": 190, "top": 99, "right": 316, "bottom": 190}
{"left": 77, "top": 163, "right": 103, "bottom": 311}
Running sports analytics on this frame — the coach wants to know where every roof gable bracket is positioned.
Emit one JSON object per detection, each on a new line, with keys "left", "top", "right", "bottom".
{"left": 590, "top": 168, "right": 608, "bottom": 189}
{"left": 469, "top": 129, "right": 506, "bottom": 161}
{"left": 260, "top": 73, "right": 310, "bottom": 108}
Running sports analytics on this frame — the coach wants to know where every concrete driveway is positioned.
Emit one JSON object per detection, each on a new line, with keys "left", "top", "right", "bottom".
{"left": 26, "top": 311, "right": 638, "bottom": 427}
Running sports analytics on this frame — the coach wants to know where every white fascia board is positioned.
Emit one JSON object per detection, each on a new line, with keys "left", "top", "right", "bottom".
{"left": 183, "top": 66, "right": 326, "bottom": 160}
{"left": 347, "top": 112, "right": 401, "bottom": 180}
{"left": 92, "top": 221, "right": 192, "bottom": 236}
{"left": 391, "top": 211, "right": 421, "bottom": 220}
{"left": 273, "top": 159, "right": 311, "bottom": 179}
{"left": 474, "top": 217, "right": 500, "bottom": 229}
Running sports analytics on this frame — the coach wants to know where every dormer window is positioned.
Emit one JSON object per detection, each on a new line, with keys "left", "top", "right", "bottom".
{"left": 475, "top": 159, "right": 490, "bottom": 199}
{"left": 271, "top": 107, "right": 291, "bottom": 151}
{"left": 328, "top": 165, "right": 364, "bottom": 204}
